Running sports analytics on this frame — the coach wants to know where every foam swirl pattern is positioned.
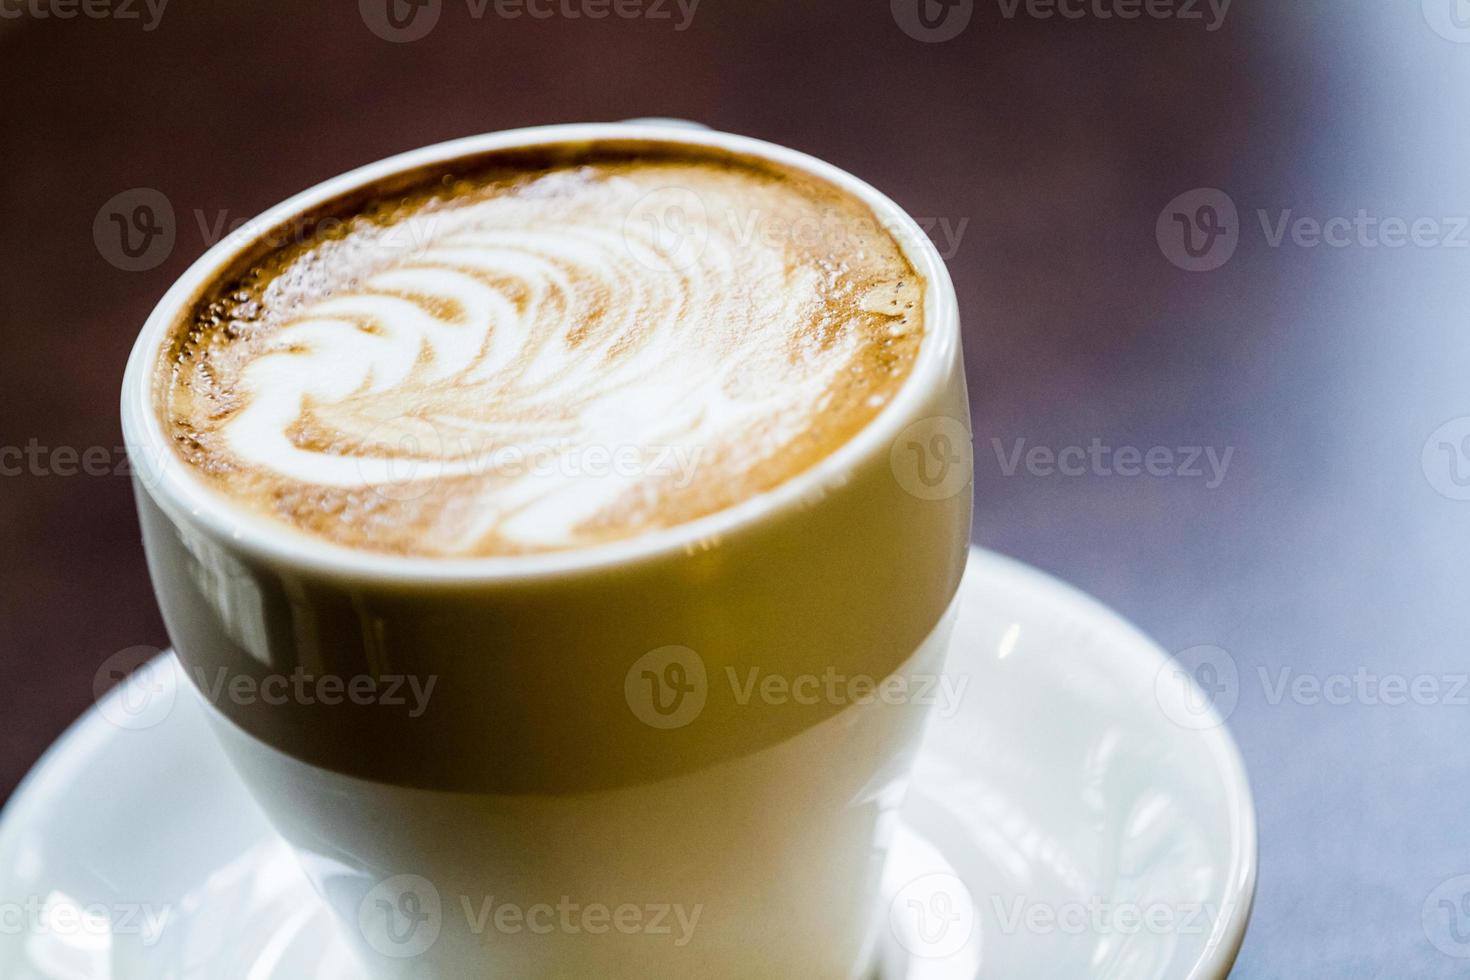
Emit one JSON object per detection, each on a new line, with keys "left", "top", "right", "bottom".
{"left": 160, "top": 154, "right": 924, "bottom": 556}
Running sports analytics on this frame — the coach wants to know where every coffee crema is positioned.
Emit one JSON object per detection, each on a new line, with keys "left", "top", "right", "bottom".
{"left": 157, "top": 143, "right": 925, "bottom": 557}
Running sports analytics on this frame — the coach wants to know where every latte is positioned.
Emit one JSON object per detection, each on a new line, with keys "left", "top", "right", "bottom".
{"left": 157, "top": 143, "right": 925, "bottom": 557}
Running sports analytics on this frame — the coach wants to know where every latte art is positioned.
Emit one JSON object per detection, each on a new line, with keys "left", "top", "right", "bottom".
{"left": 159, "top": 147, "right": 924, "bottom": 556}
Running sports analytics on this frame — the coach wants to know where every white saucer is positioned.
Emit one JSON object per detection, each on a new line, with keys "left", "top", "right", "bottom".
{"left": 0, "top": 548, "right": 1256, "bottom": 979}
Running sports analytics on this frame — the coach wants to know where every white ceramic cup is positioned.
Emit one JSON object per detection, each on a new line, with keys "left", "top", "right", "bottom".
{"left": 120, "top": 122, "right": 972, "bottom": 979}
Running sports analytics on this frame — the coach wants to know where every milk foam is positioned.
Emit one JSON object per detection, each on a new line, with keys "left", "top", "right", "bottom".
{"left": 160, "top": 151, "right": 923, "bottom": 556}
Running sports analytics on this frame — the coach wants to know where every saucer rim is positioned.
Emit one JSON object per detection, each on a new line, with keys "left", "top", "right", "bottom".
{"left": 967, "top": 549, "right": 1257, "bottom": 980}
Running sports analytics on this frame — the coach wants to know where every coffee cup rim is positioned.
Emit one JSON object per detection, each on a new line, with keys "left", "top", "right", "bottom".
{"left": 120, "top": 122, "right": 963, "bottom": 583}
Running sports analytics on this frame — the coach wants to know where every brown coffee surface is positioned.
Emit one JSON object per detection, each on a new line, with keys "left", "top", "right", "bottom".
{"left": 157, "top": 143, "right": 925, "bottom": 557}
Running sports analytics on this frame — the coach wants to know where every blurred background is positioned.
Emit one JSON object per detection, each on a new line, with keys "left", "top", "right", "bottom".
{"left": 2, "top": 0, "right": 1469, "bottom": 974}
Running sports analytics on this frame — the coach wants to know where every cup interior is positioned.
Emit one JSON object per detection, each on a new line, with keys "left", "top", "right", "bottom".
{"left": 120, "top": 122, "right": 962, "bottom": 583}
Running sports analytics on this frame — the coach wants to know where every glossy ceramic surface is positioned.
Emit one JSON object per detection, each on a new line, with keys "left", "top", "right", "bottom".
{"left": 0, "top": 549, "right": 1255, "bottom": 979}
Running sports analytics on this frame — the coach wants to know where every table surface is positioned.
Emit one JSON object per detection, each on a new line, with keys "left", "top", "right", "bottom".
{"left": 2, "top": 2, "right": 1467, "bottom": 975}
